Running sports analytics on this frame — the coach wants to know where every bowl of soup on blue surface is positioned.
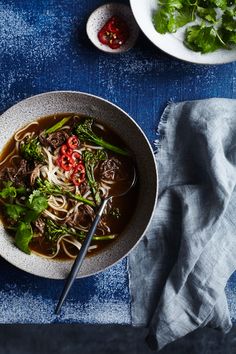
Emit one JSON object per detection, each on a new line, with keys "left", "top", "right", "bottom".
{"left": 0, "top": 91, "right": 158, "bottom": 279}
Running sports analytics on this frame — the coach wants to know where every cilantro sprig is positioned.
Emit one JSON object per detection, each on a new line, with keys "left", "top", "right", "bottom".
{"left": 0, "top": 185, "right": 48, "bottom": 254}
{"left": 153, "top": 0, "right": 236, "bottom": 53}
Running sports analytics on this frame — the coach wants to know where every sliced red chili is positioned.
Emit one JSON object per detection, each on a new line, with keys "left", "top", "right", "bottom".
{"left": 70, "top": 163, "right": 86, "bottom": 186}
{"left": 71, "top": 152, "right": 82, "bottom": 167}
{"left": 98, "top": 29, "right": 110, "bottom": 45}
{"left": 107, "top": 16, "right": 128, "bottom": 34}
{"left": 60, "top": 144, "right": 73, "bottom": 156}
{"left": 67, "top": 135, "right": 79, "bottom": 150}
{"left": 58, "top": 154, "right": 74, "bottom": 171}
{"left": 97, "top": 15, "right": 129, "bottom": 49}
{"left": 107, "top": 16, "right": 118, "bottom": 33}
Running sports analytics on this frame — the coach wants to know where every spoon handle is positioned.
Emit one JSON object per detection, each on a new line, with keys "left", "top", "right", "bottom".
{"left": 55, "top": 198, "right": 109, "bottom": 314}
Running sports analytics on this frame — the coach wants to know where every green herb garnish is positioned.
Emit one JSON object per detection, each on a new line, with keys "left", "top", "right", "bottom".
{"left": 153, "top": 0, "right": 236, "bottom": 53}
{"left": 1, "top": 190, "right": 48, "bottom": 254}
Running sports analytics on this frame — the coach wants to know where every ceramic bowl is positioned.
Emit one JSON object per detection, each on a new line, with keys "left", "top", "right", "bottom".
{"left": 0, "top": 91, "right": 158, "bottom": 279}
{"left": 86, "top": 3, "right": 139, "bottom": 53}
{"left": 130, "top": 0, "right": 236, "bottom": 64}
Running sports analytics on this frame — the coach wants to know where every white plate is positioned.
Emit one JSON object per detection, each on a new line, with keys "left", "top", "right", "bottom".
{"left": 130, "top": 0, "right": 236, "bottom": 64}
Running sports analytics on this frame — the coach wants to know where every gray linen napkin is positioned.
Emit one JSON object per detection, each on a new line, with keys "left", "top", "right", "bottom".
{"left": 128, "top": 98, "right": 236, "bottom": 351}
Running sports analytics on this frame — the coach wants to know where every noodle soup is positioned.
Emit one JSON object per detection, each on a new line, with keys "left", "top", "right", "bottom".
{"left": 0, "top": 114, "right": 137, "bottom": 260}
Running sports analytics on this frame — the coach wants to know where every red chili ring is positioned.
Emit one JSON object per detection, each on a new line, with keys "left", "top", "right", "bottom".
{"left": 58, "top": 154, "right": 74, "bottom": 171}
{"left": 70, "top": 163, "right": 86, "bottom": 186}
{"left": 67, "top": 135, "right": 79, "bottom": 150}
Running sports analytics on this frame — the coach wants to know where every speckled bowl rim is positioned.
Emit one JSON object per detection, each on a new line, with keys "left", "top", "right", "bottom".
{"left": 0, "top": 91, "right": 158, "bottom": 279}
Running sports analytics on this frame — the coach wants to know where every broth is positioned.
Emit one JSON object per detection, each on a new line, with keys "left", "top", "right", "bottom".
{"left": 0, "top": 113, "right": 138, "bottom": 260}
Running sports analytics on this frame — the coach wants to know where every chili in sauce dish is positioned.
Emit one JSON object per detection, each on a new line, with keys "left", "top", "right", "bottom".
{"left": 86, "top": 3, "right": 139, "bottom": 53}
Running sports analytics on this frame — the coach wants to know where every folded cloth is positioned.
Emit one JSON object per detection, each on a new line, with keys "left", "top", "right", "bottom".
{"left": 128, "top": 98, "right": 236, "bottom": 351}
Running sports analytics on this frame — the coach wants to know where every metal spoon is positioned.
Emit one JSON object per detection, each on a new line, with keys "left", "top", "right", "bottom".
{"left": 55, "top": 166, "right": 136, "bottom": 314}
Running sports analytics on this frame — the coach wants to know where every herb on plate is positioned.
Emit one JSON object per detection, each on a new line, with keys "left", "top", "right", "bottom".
{"left": 153, "top": 0, "right": 236, "bottom": 53}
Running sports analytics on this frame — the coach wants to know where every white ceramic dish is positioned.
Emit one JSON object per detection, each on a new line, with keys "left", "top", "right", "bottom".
{"left": 0, "top": 91, "right": 157, "bottom": 279}
{"left": 86, "top": 3, "right": 139, "bottom": 53}
{"left": 130, "top": 0, "right": 236, "bottom": 64}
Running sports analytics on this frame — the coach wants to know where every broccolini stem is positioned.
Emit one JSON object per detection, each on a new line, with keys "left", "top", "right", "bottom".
{"left": 78, "top": 233, "right": 117, "bottom": 241}
{"left": 92, "top": 234, "right": 116, "bottom": 240}
{"left": 94, "top": 138, "right": 129, "bottom": 156}
{"left": 66, "top": 191, "right": 95, "bottom": 207}
{"left": 45, "top": 116, "right": 72, "bottom": 135}
{"left": 36, "top": 178, "right": 95, "bottom": 207}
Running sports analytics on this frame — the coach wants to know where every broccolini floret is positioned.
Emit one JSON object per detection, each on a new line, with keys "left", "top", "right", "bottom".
{"left": 21, "top": 137, "right": 44, "bottom": 163}
{"left": 74, "top": 118, "right": 129, "bottom": 156}
{"left": 20, "top": 116, "right": 72, "bottom": 163}
{"left": 45, "top": 219, "right": 116, "bottom": 244}
{"left": 83, "top": 149, "right": 107, "bottom": 205}
{"left": 36, "top": 178, "right": 95, "bottom": 207}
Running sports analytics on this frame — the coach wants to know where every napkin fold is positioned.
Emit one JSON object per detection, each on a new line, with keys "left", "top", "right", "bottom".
{"left": 128, "top": 98, "right": 236, "bottom": 351}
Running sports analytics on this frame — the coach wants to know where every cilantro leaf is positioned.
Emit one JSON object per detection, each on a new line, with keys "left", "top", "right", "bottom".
{"left": 185, "top": 25, "right": 223, "bottom": 53}
{"left": 159, "top": 0, "right": 183, "bottom": 9}
{"left": 221, "top": 9, "right": 236, "bottom": 31}
{"left": 4, "top": 204, "right": 26, "bottom": 221}
{"left": 0, "top": 182, "right": 17, "bottom": 199}
{"left": 23, "top": 190, "right": 48, "bottom": 223}
{"left": 221, "top": 28, "right": 236, "bottom": 44}
{"left": 227, "top": 31, "right": 236, "bottom": 43}
{"left": 0, "top": 182, "right": 27, "bottom": 200}
{"left": 197, "top": 6, "right": 217, "bottom": 22}
{"left": 152, "top": 0, "right": 236, "bottom": 54}
{"left": 15, "top": 222, "right": 33, "bottom": 254}
{"left": 209, "top": 0, "right": 228, "bottom": 9}
{"left": 153, "top": 5, "right": 194, "bottom": 34}
{"left": 27, "top": 190, "right": 48, "bottom": 214}
{"left": 174, "top": 7, "right": 195, "bottom": 29}
{"left": 227, "top": 0, "right": 235, "bottom": 5}
{"left": 153, "top": 7, "right": 174, "bottom": 34}
{"left": 3, "top": 188, "right": 48, "bottom": 256}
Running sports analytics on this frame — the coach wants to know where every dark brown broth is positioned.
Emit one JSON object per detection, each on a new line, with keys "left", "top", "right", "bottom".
{"left": 0, "top": 113, "right": 138, "bottom": 260}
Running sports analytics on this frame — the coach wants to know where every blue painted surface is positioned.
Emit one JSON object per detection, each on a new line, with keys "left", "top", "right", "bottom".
{"left": 0, "top": 0, "right": 236, "bottom": 323}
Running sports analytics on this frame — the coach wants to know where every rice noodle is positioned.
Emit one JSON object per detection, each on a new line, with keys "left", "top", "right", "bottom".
{"left": 88, "top": 245, "right": 98, "bottom": 251}
{"left": 100, "top": 179, "right": 116, "bottom": 185}
{"left": 99, "top": 186, "right": 109, "bottom": 197}
{"left": 61, "top": 237, "right": 82, "bottom": 258}
{"left": 43, "top": 147, "right": 54, "bottom": 173}
{"left": 48, "top": 195, "right": 68, "bottom": 212}
{"left": 94, "top": 123, "right": 105, "bottom": 131}
{"left": 43, "top": 209, "right": 66, "bottom": 221}
{"left": 0, "top": 151, "right": 17, "bottom": 166}
{"left": 14, "top": 121, "right": 39, "bottom": 141}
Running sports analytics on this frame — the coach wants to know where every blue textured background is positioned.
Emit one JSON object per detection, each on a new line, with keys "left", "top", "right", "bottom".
{"left": 0, "top": 0, "right": 236, "bottom": 323}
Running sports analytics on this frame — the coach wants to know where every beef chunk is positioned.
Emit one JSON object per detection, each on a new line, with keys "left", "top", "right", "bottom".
{"left": 66, "top": 205, "right": 94, "bottom": 228}
{"left": 34, "top": 218, "right": 46, "bottom": 236}
{"left": 78, "top": 181, "right": 89, "bottom": 196}
{"left": 99, "top": 157, "right": 122, "bottom": 180}
{"left": 39, "top": 131, "right": 69, "bottom": 149}
{"left": 0, "top": 159, "right": 31, "bottom": 186}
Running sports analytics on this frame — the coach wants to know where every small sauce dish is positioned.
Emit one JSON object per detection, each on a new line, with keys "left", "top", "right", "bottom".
{"left": 86, "top": 3, "right": 139, "bottom": 54}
